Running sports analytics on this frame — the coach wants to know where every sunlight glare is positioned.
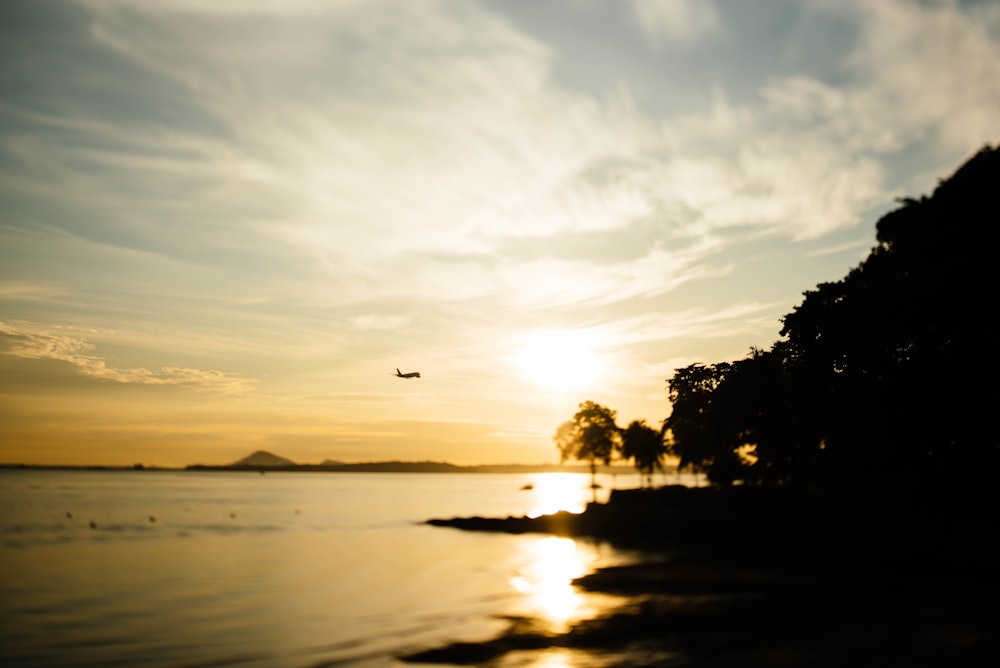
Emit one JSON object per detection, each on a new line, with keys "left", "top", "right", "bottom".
{"left": 527, "top": 473, "right": 588, "bottom": 518}
{"left": 509, "top": 536, "right": 588, "bottom": 631}
{"left": 514, "top": 330, "right": 605, "bottom": 393}
{"left": 510, "top": 649, "right": 577, "bottom": 668}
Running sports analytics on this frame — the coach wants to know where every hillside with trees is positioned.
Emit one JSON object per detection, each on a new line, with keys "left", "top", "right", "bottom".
{"left": 557, "top": 145, "right": 998, "bottom": 507}
{"left": 663, "top": 145, "right": 998, "bottom": 502}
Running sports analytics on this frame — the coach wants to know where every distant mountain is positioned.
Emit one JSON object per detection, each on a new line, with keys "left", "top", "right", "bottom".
{"left": 186, "top": 453, "right": 645, "bottom": 474}
{"left": 230, "top": 450, "right": 296, "bottom": 467}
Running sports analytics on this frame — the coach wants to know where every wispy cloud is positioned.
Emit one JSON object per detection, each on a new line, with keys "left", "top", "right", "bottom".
{"left": 757, "top": 1, "right": 1000, "bottom": 172}
{"left": 847, "top": 0, "right": 1000, "bottom": 158}
{"left": 597, "top": 301, "right": 787, "bottom": 350}
{"left": 0, "top": 281, "right": 65, "bottom": 302}
{"left": 347, "top": 314, "right": 414, "bottom": 331}
{"left": 43, "top": 0, "right": 984, "bottom": 334}
{"left": 629, "top": 0, "right": 722, "bottom": 48}
{"left": 8, "top": 0, "right": 970, "bottom": 323}
{"left": 0, "top": 321, "right": 253, "bottom": 393}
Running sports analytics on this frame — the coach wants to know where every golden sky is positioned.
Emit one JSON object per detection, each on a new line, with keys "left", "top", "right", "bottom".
{"left": 1, "top": 0, "right": 998, "bottom": 467}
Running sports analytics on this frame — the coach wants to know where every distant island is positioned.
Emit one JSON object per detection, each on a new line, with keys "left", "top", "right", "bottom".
{"left": 183, "top": 449, "right": 644, "bottom": 475}
{"left": 0, "top": 449, "right": 656, "bottom": 474}
{"left": 0, "top": 449, "right": 645, "bottom": 475}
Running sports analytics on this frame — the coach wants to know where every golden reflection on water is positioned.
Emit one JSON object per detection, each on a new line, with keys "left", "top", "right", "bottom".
{"left": 499, "top": 647, "right": 579, "bottom": 667}
{"left": 526, "top": 473, "right": 589, "bottom": 518}
{"left": 509, "top": 536, "right": 589, "bottom": 631}
{"left": 530, "top": 650, "right": 576, "bottom": 667}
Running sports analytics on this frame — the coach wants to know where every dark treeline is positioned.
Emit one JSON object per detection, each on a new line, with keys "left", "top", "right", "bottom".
{"left": 559, "top": 145, "right": 999, "bottom": 505}
{"left": 663, "top": 145, "right": 999, "bottom": 501}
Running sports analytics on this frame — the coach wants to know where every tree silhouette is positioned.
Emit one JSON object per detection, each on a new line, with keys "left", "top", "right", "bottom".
{"left": 661, "top": 362, "right": 733, "bottom": 481}
{"left": 620, "top": 419, "right": 666, "bottom": 487}
{"left": 778, "top": 144, "right": 1000, "bottom": 492}
{"left": 551, "top": 146, "right": 999, "bottom": 499}
{"left": 554, "top": 401, "right": 621, "bottom": 496}
{"left": 663, "top": 144, "right": 1000, "bottom": 496}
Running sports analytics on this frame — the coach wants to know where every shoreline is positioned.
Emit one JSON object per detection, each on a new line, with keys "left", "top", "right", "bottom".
{"left": 406, "top": 486, "right": 1000, "bottom": 666}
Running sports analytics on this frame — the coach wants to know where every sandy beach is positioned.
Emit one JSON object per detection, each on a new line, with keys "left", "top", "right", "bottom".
{"left": 408, "top": 486, "right": 1000, "bottom": 667}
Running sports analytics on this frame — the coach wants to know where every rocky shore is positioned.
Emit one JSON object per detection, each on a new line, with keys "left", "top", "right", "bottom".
{"left": 404, "top": 486, "right": 1000, "bottom": 667}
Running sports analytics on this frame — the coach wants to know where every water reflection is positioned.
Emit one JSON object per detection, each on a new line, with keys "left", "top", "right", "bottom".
{"left": 499, "top": 647, "right": 580, "bottom": 667}
{"left": 509, "top": 536, "right": 590, "bottom": 631}
{"left": 528, "top": 650, "right": 576, "bottom": 667}
{"left": 526, "top": 473, "right": 589, "bottom": 518}
{"left": 503, "top": 534, "right": 644, "bottom": 668}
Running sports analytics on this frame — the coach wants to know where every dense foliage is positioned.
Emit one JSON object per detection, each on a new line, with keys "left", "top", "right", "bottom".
{"left": 663, "top": 145, "right": 999, "bottom": 495}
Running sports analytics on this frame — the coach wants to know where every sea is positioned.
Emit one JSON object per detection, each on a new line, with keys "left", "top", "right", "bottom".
{"left": 0, "top": 469, "right": 701, "bottom": 667}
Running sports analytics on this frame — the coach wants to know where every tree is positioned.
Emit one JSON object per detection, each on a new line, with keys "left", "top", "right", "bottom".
{"left": 776, "top": 145, "right": 1000, "bottom": 490}
{"left": 554, "top": 401, "right": 621, "bottom": 496}
{"left": 663, "top": 144, "right": 1000, "bottom": 496}
{"left": 621, "top": 419, "right": 666, "bottom": 487}
{"left": 709, "top": 346, "right": 809, "bottom": 487}
{"left": 662, "top": 362, "right": 733, "bottom": 482}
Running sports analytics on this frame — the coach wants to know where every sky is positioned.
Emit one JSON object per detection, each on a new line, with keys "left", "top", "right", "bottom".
{"left": 1, "top": 0, "right": 998, "bottom": 467}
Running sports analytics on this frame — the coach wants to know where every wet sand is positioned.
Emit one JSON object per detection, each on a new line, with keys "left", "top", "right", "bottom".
{"left": 405, "top": 486, "right": 1000, "bottom": 667}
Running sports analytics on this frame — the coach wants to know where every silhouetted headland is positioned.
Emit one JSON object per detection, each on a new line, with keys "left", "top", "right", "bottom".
{"left": 415, "top": 485, "right": 998, "bottom": 666}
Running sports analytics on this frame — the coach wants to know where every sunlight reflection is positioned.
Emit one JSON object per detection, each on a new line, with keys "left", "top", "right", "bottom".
{"left": 498, "top": 647, "right": 578, "bottom": 668}
{"left": 526, "top": 473, "right": 588, "bottom": 518}
{"left": 509, "top": 536, "right": 588, "bottom": 631}
{"left": 528, "top": 650, "right": 574, "bottom": 668}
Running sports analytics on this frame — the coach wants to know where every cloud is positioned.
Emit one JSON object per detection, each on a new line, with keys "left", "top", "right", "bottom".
{"left": 847, "top": 0, "right": 1000, "bottom": 157}
{"left": 628, "top": 0, "right": 722, "bottom": 48}
{"left": 0, "top": 281, "right": 64, "bottom": 301}
{"left": 598, "top": 301, "right": 786, "bottom": 349}
{"left": 347, "top": 314, "right": 413, "bottom": 331}
{"left": 757, "top": 1, "right": 1000, "bottom": 171}
{"left": 5, "top": 0, "right": 929, "bottom": 327}
{"left": 4, "top": 0, "right": 997, "bottom": 384}
{"left": 0, "top": 321, "right": 253, "bottom": 393}
{"left": 53, "top": 0, "right": 659, "bottom": 261}
{"left": 493, "top": 240, "right": 730, "bottom": 310}
{"left": 78, "top": 0, "right": 336, "bottom": 16}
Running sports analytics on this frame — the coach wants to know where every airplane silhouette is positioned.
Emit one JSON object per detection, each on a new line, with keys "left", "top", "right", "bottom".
{"left": 395, "top": 368, "right": 421, "bottom": 379}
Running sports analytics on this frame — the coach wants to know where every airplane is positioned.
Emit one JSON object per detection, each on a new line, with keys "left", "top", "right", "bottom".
{"left": 395, "top": 368, "right": 421, "bottom": 379}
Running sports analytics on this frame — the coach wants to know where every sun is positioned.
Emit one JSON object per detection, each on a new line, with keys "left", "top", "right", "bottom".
{"left": 514, "top": 329, "right": 604, "bottom": 393}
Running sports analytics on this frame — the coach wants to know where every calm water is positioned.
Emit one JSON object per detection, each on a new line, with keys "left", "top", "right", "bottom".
{"left": 0, "top": 470, "right": 674, "bottom": 667}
